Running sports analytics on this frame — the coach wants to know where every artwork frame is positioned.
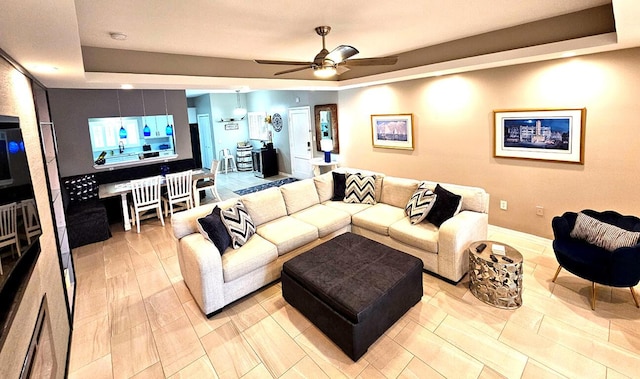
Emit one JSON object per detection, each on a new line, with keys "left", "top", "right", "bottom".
{"left": 224, "top": 122, "right": 239, "bottom": 130}
{"left": 493, "top": 108, "right": 586, "bottom": 164}
{"left": 371, "top": 113, "right": 414, "bottom": 150}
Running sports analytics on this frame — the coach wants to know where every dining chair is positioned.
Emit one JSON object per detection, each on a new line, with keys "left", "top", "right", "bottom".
{"left": 0, "top": 202, "right": 21, "bottom": 275}
{"left": 130, "top": 176, "right": 165, "bottom": 234}
{"left": 162, "top": 170, "right": 193, "bottom": 217}
{"left": 193, "top": 159, "right": 221, "bottom": 207}
{"left": 20, "top": 199, "right": 41, "bottom": 245}
{"left": 219, "top": 148, "right": 236, "bottom": 174}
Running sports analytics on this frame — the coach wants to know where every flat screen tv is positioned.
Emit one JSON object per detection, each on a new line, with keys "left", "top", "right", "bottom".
{"left": 0, "top": 115, "right": 42, "bottom": 347}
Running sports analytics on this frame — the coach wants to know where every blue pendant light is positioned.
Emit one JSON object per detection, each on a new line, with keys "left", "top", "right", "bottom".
{"left": 164, "top": 90, "right": 173, "bottom": 136}
{"left": 117, "top": 90, "right": 127, "bottom": 139}
{"left": 141, "top": 90, "right": 151, "bottom": 136}
{"left": 8, "top": 141, "right": 19, "bottom": 154}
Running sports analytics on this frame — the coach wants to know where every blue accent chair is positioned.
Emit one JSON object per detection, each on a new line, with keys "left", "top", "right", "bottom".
{"left": 551, "top": 209, "right": 640, "bottom": 310}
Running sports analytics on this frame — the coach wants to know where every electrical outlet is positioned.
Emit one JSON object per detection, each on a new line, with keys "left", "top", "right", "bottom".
{"left": 536, "top": 206, "right": 544, "bottom": 216}
{"left": 500, "top": 200, "right": 508, "bottom": 210}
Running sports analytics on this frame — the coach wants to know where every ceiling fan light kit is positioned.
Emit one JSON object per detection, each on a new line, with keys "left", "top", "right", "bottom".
{"left": 255, "top": 25, "right": 398, "bottom": 77}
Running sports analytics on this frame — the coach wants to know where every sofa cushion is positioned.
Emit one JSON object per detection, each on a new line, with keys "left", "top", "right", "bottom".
{"left": 291, "top": 204, "right": 351, "bottom": 237}
{"left": 197, "top": 206, "right": 231, "bottom": 254}
{"left": 425, "top": 184, "right": 462, "bottom": 227}
{"left": 421, "top": 181, "right": 488, "bottom": 213}
{"left": 380, "top": 176, "right": 420, "bottom": 209}
{"left": 570, "top": 212, "right": 640, "bottom": 252}
{"left": 241, "top": 187, "right": 287, "bottom": 226}
{"left": 352, "top": 203, "right": 407, "bottom": 236}
{"left": 331, "top": 172, "right": 347, "bottom": 201}
{"left": 344, "top": 173, "right": 376, "bottom": 204}
{"left": 221, "top": 234, "right": 278, "bottom": 282}
{"left": 389, "top": 217, "right": 439, "bottom": 252}
{"left": 323, "top": 200, "right": 372, "bottom": 215}
{"left": 220, "top": 201, "right": 256, "bottom": 249}
{"left": 313, "top": 172, "right": 334, "bottom": 203}
{"left": 256, "top": 216, "right": 319, "bottom": 255}
{"left": 280, "top": 179, "right": 320, "bottom": 214}
{"left": 405, "top": 185, "right": 437, "bottom": 225}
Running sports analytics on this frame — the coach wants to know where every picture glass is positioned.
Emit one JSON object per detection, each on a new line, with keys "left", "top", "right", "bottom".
{"left": 494, "top": 109, "right": 585, "bottom": 163}
{"left": 371, "top": 114, "right": 414, "bottom": 150}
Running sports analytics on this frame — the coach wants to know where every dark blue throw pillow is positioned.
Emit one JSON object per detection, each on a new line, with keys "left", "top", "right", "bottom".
{"left": 332, "top": 172, "right": 347, "bottom": 201}
{"left": 425, "top": 184, "right": 462, "bottom": 227}
{"left": 197, "top": 206, "right": 231, "bottom": 254}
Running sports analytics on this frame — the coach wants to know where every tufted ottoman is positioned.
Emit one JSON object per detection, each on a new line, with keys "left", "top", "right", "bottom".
{"left": 281, "top": 232, "right": 423, "bottom": 361}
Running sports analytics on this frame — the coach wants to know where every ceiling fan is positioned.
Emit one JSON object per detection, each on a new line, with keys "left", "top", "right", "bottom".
{"left": 255, "top": 26, "right": 398, "bottom": 77}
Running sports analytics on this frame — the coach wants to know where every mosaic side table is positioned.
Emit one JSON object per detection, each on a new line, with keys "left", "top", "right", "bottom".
{"left": 469, "top": 240, "right": 523, "bottom": 309}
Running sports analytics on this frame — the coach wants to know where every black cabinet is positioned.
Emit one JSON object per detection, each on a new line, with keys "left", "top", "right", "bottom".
{"left": 252, "top": 148, "right": 278, "bottom": 178}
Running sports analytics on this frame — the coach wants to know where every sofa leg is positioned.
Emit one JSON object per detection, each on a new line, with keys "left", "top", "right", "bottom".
{"left": 552, "top": 265, "right": 562, "bottom": 282}
{"left": 630, "top": 287, "right": 640, "bottom": 308}
{"left": 591, "top": 282, "right": 596, "bottom": 310}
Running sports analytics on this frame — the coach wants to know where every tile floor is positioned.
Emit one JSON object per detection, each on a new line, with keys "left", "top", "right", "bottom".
{"left": 68, "top": 171, "right": 640, "bottom": 379}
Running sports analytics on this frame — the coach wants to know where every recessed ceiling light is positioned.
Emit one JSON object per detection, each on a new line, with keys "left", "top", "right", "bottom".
{"left": 110, "top": 32, "right": 128, "bottom": 41}
{"left": 121, "top": 84, "right": 133, "bottom": 90}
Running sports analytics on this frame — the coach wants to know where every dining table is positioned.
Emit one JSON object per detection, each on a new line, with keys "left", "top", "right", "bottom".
{"left": 98, "top": 168, "right": 214, "bottom": 231}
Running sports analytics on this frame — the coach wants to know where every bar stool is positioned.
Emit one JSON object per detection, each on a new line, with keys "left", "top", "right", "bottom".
{"left": 219, "top": 148, "right": 236, "bottom": 174}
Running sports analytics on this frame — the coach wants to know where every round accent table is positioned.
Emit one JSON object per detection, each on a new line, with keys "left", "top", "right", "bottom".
{"left": 469, "top": 240, "right": 523, "bottom": 309}
{"left": 310, "top": 157, "right": 338, "bottom": 177}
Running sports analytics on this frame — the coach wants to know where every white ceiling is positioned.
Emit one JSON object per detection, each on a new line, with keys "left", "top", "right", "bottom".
{"left": 1, "top": 0, "right": 639, "bottom": 94}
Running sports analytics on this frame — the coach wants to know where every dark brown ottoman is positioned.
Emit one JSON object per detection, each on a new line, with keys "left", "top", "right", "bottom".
{"left": 281, "top": 232, "right": 423, "bottom": 361}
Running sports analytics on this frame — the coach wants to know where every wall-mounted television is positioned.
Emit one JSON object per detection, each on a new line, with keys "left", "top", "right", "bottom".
{"left": 0, "top": 115, "right": 42, "bottom": 347}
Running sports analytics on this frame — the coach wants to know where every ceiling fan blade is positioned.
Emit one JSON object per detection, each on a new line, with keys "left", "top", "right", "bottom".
{"left": 342, "top": 56, "right": 398, "bottom": 66}
{"left": 274, "top": 66, "right": 312, "bottom": 76}
{"left": 255, "top": 59, "right": 313, "bottom": 66}
{"left": 325, "top": 45, "right": 359, "bottom": 64}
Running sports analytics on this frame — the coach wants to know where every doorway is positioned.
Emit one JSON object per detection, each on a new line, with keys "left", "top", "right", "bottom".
{"left": 189, "top": 123, "right": 202, "bottom": 168}
{"left": 288, "top": 106, "right": 313, "bottom": 178}
{"left": 197, "top": 114, "right": 214, "bottom": 169}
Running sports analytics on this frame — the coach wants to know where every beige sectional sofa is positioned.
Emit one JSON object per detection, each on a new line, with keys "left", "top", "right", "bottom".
{"left": 172, "top": 169, "right": 489, "bottom": 316}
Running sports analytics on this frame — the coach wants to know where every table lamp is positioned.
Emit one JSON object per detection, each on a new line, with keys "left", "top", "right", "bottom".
{"left": 320, "top": 139, "right": 333, "bottom": 163}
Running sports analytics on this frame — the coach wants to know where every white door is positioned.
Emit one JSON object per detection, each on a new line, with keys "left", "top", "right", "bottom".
{"left": 198, "top": 114, "right": 214, "bottom": 169}
{"left": 288, "top": 106, "right": 313, "bottom": 178}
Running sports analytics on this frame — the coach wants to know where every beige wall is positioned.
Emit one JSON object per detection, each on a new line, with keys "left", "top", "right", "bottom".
{"left": 338, "top": 48, "right": 640, "bottom": 239}
{"left": 0, "top": 59, "right": 69, "bottom": 377}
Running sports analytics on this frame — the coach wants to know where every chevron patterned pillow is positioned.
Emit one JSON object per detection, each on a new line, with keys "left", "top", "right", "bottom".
{"left": 220, "top": 200, "right": 256, "bottom": 249}
{"left": 405, "top": 184, "right": 437, "bottom": 224}
{"left": 343, "top": 173, "right": 376, "bottom": 205}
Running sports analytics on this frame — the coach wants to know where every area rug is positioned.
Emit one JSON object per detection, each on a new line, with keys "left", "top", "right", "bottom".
{"left": 233, "top": 177, "right": 298, "bottom": 196}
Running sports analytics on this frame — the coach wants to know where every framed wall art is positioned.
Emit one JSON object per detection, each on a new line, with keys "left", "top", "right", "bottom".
{"left": 224, "top": 122, "right": 239, "bottom": 130}
{"left": 371, "top": 113, "right": 414, "bottom": 150}
{"left": 493, "top": 108, "right": 585, "bottom": 164}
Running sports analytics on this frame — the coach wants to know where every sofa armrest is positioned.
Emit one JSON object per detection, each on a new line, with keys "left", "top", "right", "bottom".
{"left": 437, "top": 211, "right": 489, "bottom": 282}
{"left": 177, "top": 234, "right": 226, "bottom": 315}
{"left": 552, "top": 212, "right": 577, "bottom": 240}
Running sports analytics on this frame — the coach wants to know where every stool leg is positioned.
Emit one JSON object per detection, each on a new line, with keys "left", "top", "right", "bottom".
{"left": 591, "top": 282, "right": 596, "bottom": 310}
{"left": 552, "top": 265, "right": 562, "bottom": 282}
{"left": 630, "top": 287, "right": 640, "bottom": 308}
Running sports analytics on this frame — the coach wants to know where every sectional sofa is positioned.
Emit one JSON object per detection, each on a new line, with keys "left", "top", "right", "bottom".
{"left": 171, "top": 169, "right": 489, "bottom": 316}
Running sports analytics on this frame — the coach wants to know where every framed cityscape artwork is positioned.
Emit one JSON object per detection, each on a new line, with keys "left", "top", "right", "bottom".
{"left": 493, "top": 108, "right": 586, "bottom": 164}
{"left": 371, "top": 113, "right": 414, "bottom": 150}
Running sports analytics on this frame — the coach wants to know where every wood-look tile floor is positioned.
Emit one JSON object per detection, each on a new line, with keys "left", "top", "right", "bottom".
{"left": 68, "top": 172, "right": 640, "bottom": 378}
